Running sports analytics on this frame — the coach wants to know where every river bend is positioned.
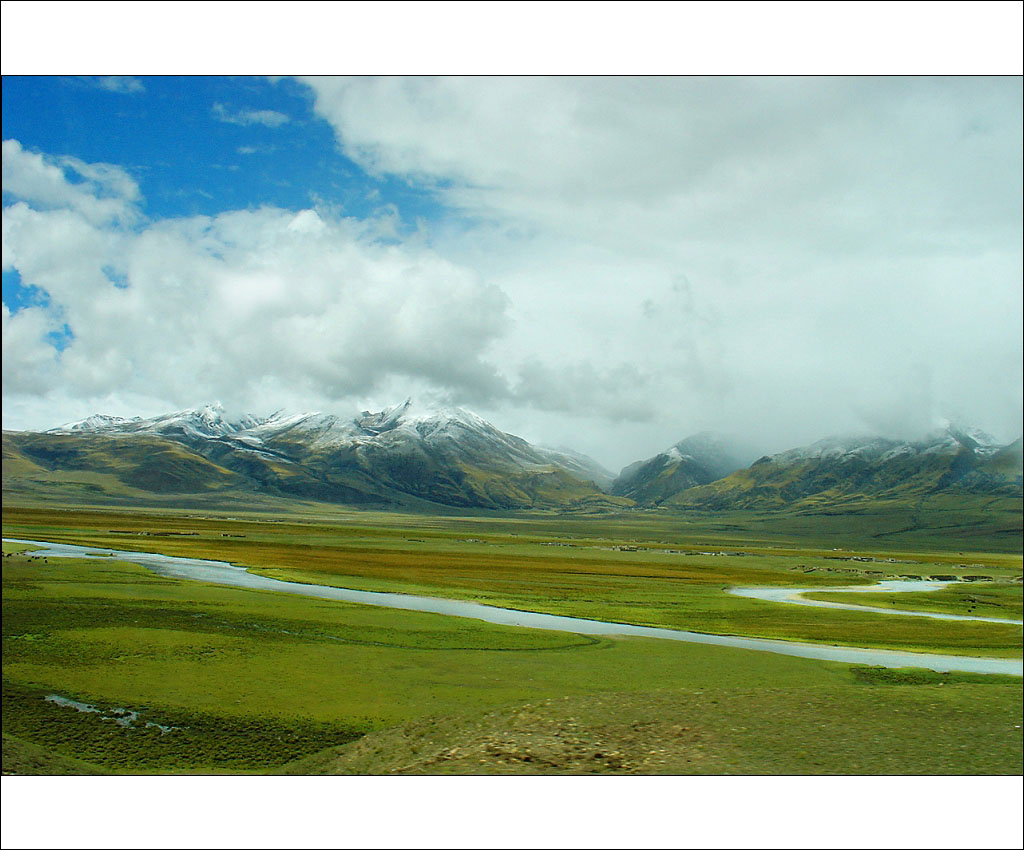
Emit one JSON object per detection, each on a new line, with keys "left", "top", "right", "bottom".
{"left": 5, "top": 538, "right": 1021, "bottom": 677}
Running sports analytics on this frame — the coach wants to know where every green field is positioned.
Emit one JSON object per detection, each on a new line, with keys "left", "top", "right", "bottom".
{"left": 2, "top": 503, "right": 1021, "bottom": 775}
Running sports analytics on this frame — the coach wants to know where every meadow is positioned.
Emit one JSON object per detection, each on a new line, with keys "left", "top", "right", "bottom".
{"left": 2, "top": 503, "right": 1021, "bottom": 774}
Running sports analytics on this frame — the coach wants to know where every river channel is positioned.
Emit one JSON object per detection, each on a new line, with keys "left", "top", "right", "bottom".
{"left": 731, "top": 581, "right": 1024, "bottom": 625}
{"left": 6, "top": 538, "right": 1022, "bottom": 676}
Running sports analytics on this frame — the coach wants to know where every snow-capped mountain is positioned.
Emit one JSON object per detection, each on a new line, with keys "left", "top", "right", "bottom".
{"left": 611, "top": 432, "right": 748, "bottom": 505}
{"left": 50, "top": 413, "right": 143, "bottom": 433}
{"left": 675, "top": 425, "right": 1022, "bottom": 509}
{"left": 51, "top": 403, "right": 264, "bottom": 441}
{"left": 36, "top": 400, "right": 619, "bottom": 510}
{"left": 9, "top": 407, "right": 1019, "bottom": 512}
{"left": 766, "top": 425, "right": 1003, "bottom": 468}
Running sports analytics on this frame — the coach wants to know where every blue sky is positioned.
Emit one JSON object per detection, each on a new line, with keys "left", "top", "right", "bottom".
{"left": 1, "top": 75, "right": 443, "bottom": 239}
{"left": 2, "top": 76, "right": 453, "bottom": 391}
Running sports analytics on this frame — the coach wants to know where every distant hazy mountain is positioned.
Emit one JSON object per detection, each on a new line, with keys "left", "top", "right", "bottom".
{"left": 673, "top": 426, "right": 1023, "bottom": 510}
{"left": 11, "top": 400, "right": 621, "bottom": 511}
{"left": 611, "top": 432, "right": 748, "bottom": 505}
{"left": 534, "top": 445, "right": 616, "bottom": 490}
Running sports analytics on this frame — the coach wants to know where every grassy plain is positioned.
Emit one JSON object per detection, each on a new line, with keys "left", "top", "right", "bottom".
{"left": 4, "top": 505, "right": 1021, "bottom": 656}
{"left": 2, "top": 503, "right": 1021, "bottom": 774}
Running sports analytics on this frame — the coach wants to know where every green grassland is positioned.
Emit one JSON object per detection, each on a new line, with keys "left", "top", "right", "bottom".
{"left": 4, "top": 505, "right": 1021, "bottom": 657}
{"left": 2, "top": 503, "right": 1021, "bottom": 774}
{"left": 3, "top": 548, "right": 1021, "bottom": 775}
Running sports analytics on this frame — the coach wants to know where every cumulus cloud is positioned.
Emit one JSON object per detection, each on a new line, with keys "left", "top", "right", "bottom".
{"left": 2, "top": 146, "right": 512, "bottom": 429}
{"left": 2, "top": 140, "right": 140, "bottom": 227}
{"left": 298, "top": 76, "right": 1023, "bottom": 464}
{"left": 212, "top": 103, "right": 290, "bottom": 128}
{"left": 302, "top": 77, "right": 1021, "bottom": 253}
{"left": 2, "top": 302, "right": 62, "bottom": 394}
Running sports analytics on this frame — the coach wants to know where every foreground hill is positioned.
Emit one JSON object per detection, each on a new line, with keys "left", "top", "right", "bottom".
{"left": 4, "top": 400, "right": 623, "bottom": 511}
{"left": 672, "top": 427, "right": 1023, "bottom": 510}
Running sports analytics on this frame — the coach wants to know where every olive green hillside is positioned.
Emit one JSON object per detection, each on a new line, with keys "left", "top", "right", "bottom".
{"left": 3, "top": 429, "right": 627, "bottom": 513}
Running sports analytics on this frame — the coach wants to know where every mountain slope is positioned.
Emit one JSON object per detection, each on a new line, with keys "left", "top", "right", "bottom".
{"left": 611, "top": 432, "right": 747, "bottom": 505}
{"left": 9, "top": 401, "right": 623, "bottom": 511}
{"left": 3, "top": 430, "right": 250, "bottom": 501}
{"left": 673, "top": 427, "right": 1023, "bottom": 510}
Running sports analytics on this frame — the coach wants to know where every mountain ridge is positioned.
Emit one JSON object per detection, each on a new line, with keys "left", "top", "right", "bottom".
{"left": 6, "top": 403, "right": 1021, "bottom": 513}
{"left": 673, "top": 427, "right": 1022, "bottom": 510}
{"left": 23, "top": 400, "right": 621, "bottom": 511}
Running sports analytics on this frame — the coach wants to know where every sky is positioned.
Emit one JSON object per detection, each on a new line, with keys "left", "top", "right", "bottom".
{"left": 3, "top": 40, "right": 1023, "bottom": 474}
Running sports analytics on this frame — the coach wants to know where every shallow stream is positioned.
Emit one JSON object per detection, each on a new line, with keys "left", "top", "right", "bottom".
{"left": 6, "top": 537, "right": 1021, "bottom": 676}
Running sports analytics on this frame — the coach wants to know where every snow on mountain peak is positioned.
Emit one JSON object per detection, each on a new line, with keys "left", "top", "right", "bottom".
{"left": 768, "top": 424, "right": 1007, "bottom": 467}
{"left": 145, "top": 403, "right": 251, "bottom": 438}
{"left": 48, "top": 413, "right": 141, "bottom": 434}
{"left": 354, "top": 398, "right": 494, "bottom": 439}
{"left": 47, "top": 404, "right": 271, "bottom": 440}
{"left": 356, "top": 398, "right": 414, "bottom": 433}
{"left": 937, "top": 421, "right": 1000, "bottom": 449}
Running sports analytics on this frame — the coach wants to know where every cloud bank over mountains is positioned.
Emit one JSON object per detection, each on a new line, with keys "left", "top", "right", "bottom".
{"left": 302, "top": 77, "right": 1023, "bottom": 453}
{"left": 2, "top": 138, "right": 512, "bottom": 428}
{"left": 3, "top": 77, "right": 1022, "bottom": 469}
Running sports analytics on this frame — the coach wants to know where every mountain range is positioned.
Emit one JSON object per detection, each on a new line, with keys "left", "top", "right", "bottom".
{"left": 3, "top": 401, "right": 1021, "bottom": 513}
{"left": 3, "top": 401, "right": 622, "bottom": 511}
{"left": 673, "top": 428, "right": 1022, "bottom": 510}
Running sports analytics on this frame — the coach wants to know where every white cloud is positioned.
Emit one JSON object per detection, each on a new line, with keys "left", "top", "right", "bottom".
{"left": 302, "top": 77, "right": 1021, "bottom": 251}
{"left": 93, "top": 76, "right": 145, "bottom": 94}
{"left": 1, "top": 140, "right": 140, "bottom": 227}
{"left": 212, "top": 103, "right": 289, "bottom": 128}
{"left": 2, "top": 302, "right": 62, "bottom": 395}
{"left": 297, "top": 76, "right": 1023, "bottom": 464}
{"left": 2, "top": 150, "right": 511, "bottom": 431}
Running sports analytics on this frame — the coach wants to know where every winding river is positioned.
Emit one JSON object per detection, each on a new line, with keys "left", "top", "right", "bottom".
{"left": 6, "top": 537, "right": 1022, "bottom": 676}
{"left": 731, "top": 581, "right": 1024, "bottom": 625}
